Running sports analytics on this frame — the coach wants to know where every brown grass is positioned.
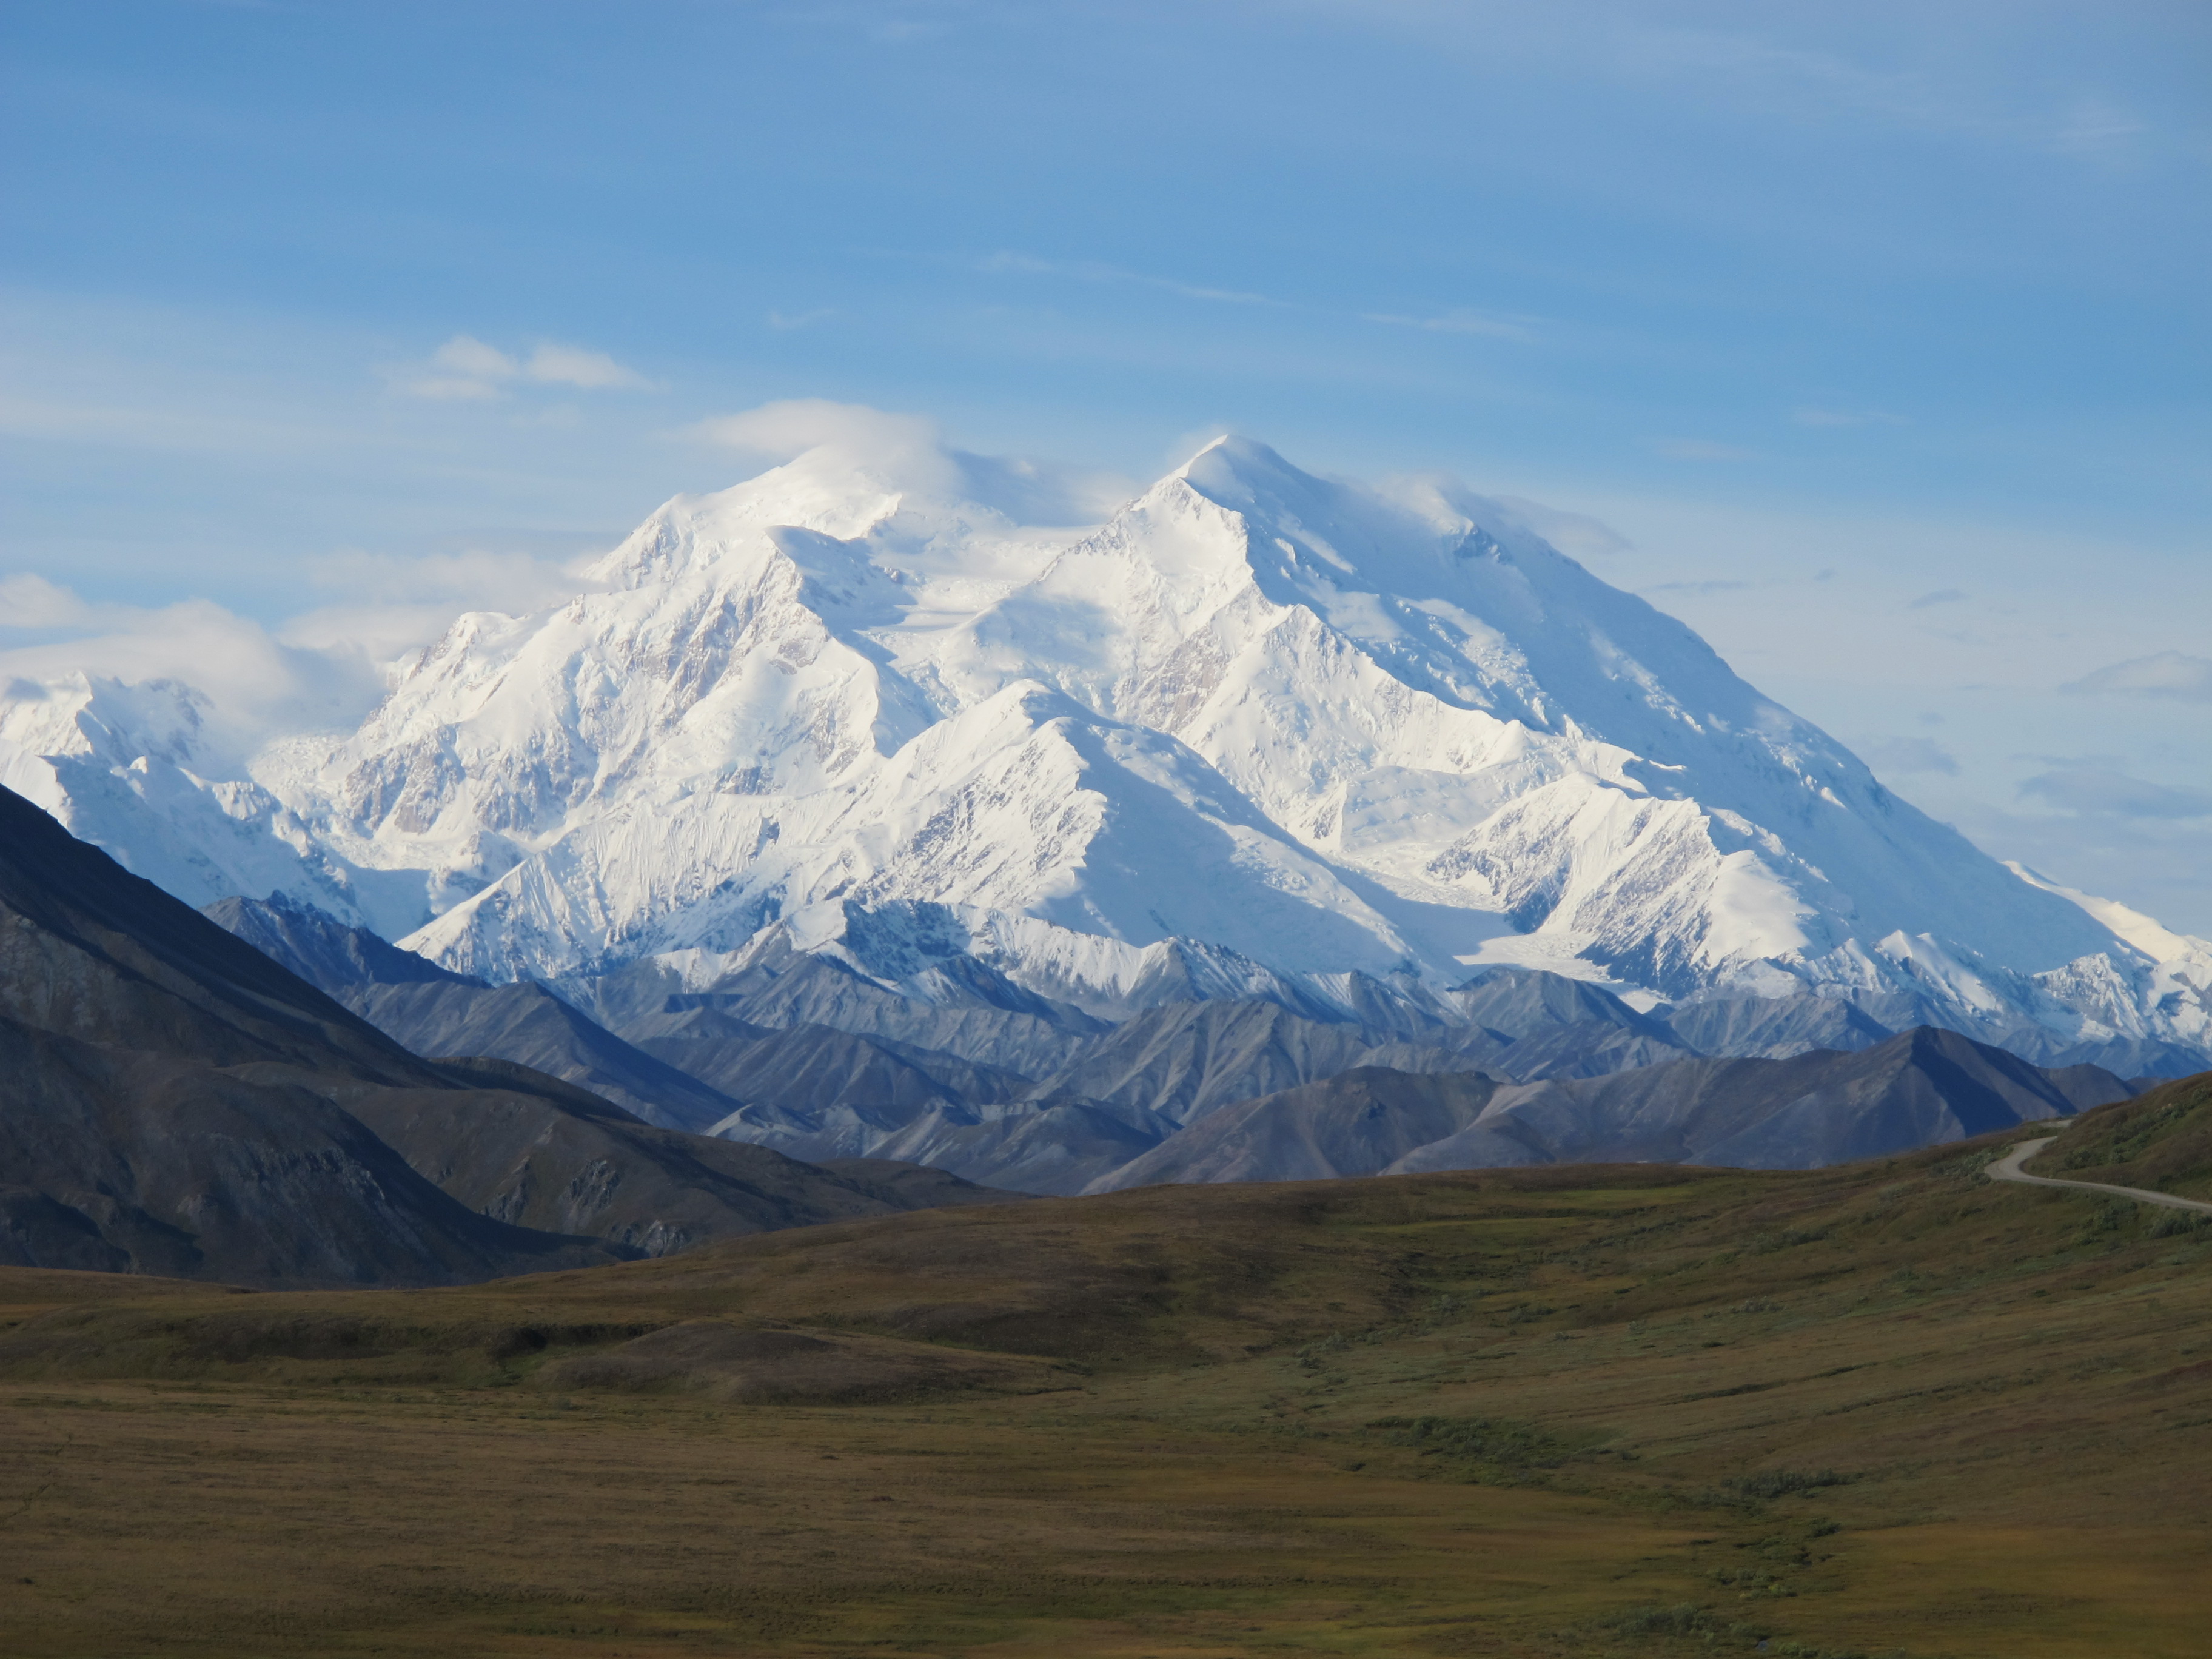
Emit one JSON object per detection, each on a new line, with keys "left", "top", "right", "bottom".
{"left": 3, "top": 1120, "right": 2210, "bottom": 1657}
{"left": 2028, "top": 1071, "right": 2212, "bottom": 1201}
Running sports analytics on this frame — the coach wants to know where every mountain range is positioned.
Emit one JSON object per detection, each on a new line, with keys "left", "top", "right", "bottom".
{"left": 5, "top": 437, "right": 2204, "bottom": 1084}
{"left": 203, "top": 883, "right": 2136, "bottom": 1198}
{"left": 0, "top": 783, "right": 1014, "bottom": 1284}
{"left": 2, "top": 435, "right": 2204, "bottom": 1215}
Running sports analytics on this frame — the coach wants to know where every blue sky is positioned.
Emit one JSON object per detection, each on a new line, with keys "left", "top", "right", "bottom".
{"left": 3, "top": 1, "right": 2208, "bottom": 930}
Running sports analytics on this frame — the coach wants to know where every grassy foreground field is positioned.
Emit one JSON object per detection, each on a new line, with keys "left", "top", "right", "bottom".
{"left": 4, "top": 1104, "right": 2210, "bottom": 1658}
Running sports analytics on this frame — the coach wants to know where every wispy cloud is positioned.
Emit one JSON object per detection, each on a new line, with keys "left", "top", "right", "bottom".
{"left": 2062, "top": 651, "right": 2212, "bottom": 703}
{"left": 1621, "top": 27, "right": 1972, "bottom": 136}
{"left": 2053, "top": 97, "right": 2149, "bottom": 156}
{"left": 982, "top": 250, "right": 1554, "bottom": 348}
{"left": 768, "top": 308, "right": 839, "bottom": 332}
{"left": 979, "top": 252, "right": 1278, "bottom": 306}
{"left": 1863, "top": 736, "right": 1960, "bottom": 776}
{"left": 397, "top": 335, "right": 655, "bottom": 400}
{"left": 1488, "top": 496, "right": 1630, "bottom": 561}
{"left": 1643, "top": 578, "right": 1751, "bottom": 596}
{"left": 688, "top": 397, "right": 1131, "bottom": 522}
{"left": 280, "top": 547, "right": 591, "bottom": 665}
{"left": 1908, "top": 588, "right": 1967, "bottom": 609}
{"left": 1292, "top": 5, "right": 2174, "bottom": 162}
{"left": 0, "top": 578, "right": 387, "bottom": 759}
{"left": 527, "top": 343, "right": 651, "bottom": 389}
{"left": 691, "top": 398, "right": 945, "bottom": 469}
{"left": 0, "top": 542, "right": 609, "bottom": 762}
{"left": 2020, "top": 766, "right": 2212, "bottom": 820}
{"left": 1364, "top": 307, "right": 1533, "bottom": 341}
{"left": 1605, "top": 22, "right": 2159, "bottom": 159}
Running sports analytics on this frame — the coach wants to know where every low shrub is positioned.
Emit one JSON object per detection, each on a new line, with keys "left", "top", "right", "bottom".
{"left": 1364, "top": 1413, "right": 1581, "bottom": 1474}
{"left": 1607, "top": 1601, "right": 1714, "bottom": 1635}
{"left": 1722, "top": 1468, "right": 1856, "bottom": 1502}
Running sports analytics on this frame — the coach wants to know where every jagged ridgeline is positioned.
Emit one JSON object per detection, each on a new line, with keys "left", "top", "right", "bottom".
{"left": 203, "top": 885, "right": 2140, "bottom": 1197}
{"left": 0, "top": 785, "right": 1016, "bottom": 1283}
{"left": 5, "top": 438, "right": 2205, "bottom": 1068}
{"left": 2, "top": 436, "right": 2207, "bottom": 1202}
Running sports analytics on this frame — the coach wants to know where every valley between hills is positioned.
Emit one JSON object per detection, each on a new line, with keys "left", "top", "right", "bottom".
{"left": 5, "top": 1074, "right": 2211, "bottom": 1659}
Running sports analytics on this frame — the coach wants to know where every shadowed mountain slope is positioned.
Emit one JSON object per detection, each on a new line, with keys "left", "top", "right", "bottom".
{"left": 207, "top": 897, "right": 1067, "bottom": 1173}
{"left": 571, "top": 934, "right": 1108, "bottom": 1079}
{"left": 317, "top": 1057, "right": 1022, "bottom": 1255}
{"left": 632, "top": 1021, "right": 1033, "bottom": 1120}
{"left": 0, "top": 788, "right": 1011, "bottom": 1281}
{"left": 1024, "top": 1000, "right": 1388, "bottom": 1128}
{"left": 0, "top": 1013, "right": 617, "bottom": 1284}
{"left": 1090, "top": 1067, "right": 1504, "bottom": 1190}
{"left": 1082, "top": 1027, "right": 2138, "bottom": 1190}
{"left": 1659, "top": 990, "right": 1899, "bottom": 1060}
{"left": 3, "top": 794, "right": 438, "bottom": 1085}
{"left": 205, "top": 894, "right": 744, "bottom": 1131}
{"left": 191, "top": 890, "right": 2145, "bottom": 1203}
{"left": 0, "top": 785, "right": 621, "bottom": 1284}
{"left": 1027, "top": 988, "right": 1692, "bottom": 1130}
{"left": 1389, "top": 1026, "right": 2134, "bottom": 1175}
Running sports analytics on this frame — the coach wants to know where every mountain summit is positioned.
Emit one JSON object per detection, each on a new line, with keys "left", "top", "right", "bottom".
{"left": 5, "top": 437, "right": 2206, "bottom": 1071}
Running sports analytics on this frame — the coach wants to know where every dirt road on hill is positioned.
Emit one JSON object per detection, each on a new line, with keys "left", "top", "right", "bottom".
{"left": 1989, "top": 1137, "right": 2212, "bottom": 1214}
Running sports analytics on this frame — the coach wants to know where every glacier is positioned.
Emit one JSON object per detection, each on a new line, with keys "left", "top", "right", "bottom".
{"left": 4, "top": 434, "right": 2207, "bottom": 1077}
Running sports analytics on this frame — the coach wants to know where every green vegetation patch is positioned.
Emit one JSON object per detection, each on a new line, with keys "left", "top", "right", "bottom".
{"left": 1603, "top": 1601, "right": 1892, "bottom": 1657}
{"left": 1363, "top": 1412, "right": 1590, "bottom": 1481}
{"left": 2038, "top": 1073, "right": 2212, "bottom": 1200}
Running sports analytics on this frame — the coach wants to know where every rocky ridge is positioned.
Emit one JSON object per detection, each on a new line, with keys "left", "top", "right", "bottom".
{"left": 4, "top": 436, "right": 2205, "bottom": 1088}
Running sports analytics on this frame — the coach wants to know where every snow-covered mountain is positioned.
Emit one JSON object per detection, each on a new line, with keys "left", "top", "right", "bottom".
{"left": 6, "top": 437, "right": 2207, "bottom": 1074}
{"left": 0, "top": 672, "right": 408, "bottom": 926}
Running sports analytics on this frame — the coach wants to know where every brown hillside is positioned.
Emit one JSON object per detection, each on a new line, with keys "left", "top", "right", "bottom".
{"left": 2026, "top": 1070, "right": 2212, "bottom": 1201}
{"left": 2, "top": 1130, "right": 2208, "bottom": 1657}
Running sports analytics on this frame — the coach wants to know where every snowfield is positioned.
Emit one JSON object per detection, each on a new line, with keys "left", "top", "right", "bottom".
{"left": 5, "top": 435, "right": 2207, "bottom": 1073}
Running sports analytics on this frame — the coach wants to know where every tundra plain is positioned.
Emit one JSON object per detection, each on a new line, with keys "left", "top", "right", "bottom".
{"left": 4, "top": 1082, "right": 2210, "bottom": 1658}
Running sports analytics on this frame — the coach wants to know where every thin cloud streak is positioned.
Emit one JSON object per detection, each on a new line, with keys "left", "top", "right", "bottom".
{"left": 397, "top": 335, "right": 655, "bottom": 400}
{"left": 2063, "top": 651, "right": 2212, "bottom": 703}
{"left": 1364, "top": 308, "right": 1533, "bottom": 341}
{"left": 2019, "top": 766, "right": 2212, "bottom": 820}
{"left": 979, "top": 252, "right": 1279, "bottom": 307}
{"left": 1864, "top": 735, "right": 1961, "bottom": 776}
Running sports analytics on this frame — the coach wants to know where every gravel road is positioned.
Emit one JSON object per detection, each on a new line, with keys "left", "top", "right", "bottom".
{"left": 1988, "top": 1136, "right": 2212, "bottom": 1215}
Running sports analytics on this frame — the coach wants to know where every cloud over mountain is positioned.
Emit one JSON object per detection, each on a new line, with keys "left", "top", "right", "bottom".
{"left": 2020, "top": 767, "right": 2212, "bottom": 820}
{"left": 2063, "top": 651, "right": 2212, "bottom": 703}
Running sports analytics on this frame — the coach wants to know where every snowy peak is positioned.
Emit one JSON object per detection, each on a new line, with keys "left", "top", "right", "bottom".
{"left": 1, "top": 672, "right": 216, "bottom": 774}
{"left": 330, "top": 437, "right": 2123, "bottom": 999}
{"left": 13, "top": 429, "right": 2202, "bottom": 1076}
{"left": 2006, "top": 861, "right": 2212, "bottom": 970}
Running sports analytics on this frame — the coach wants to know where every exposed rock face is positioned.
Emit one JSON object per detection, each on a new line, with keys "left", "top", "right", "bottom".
{"left": 326, "top": 1059, "right": 1025, "bottom": 1258}
{"left": 0, "top": 783, "right": 618, "bottom": 1283}
{"left": 204, "top": 893, "right": 745, "bottom": 1130}
{"left": 186, "top": 886, "right": 2148, "bottom": 1202}
{"left": 1081, "top": 1027, "right": 2134, "bottom": 1189}
{"left": 1092, "top": 1068, "right": 1504, "bottom": 1190}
